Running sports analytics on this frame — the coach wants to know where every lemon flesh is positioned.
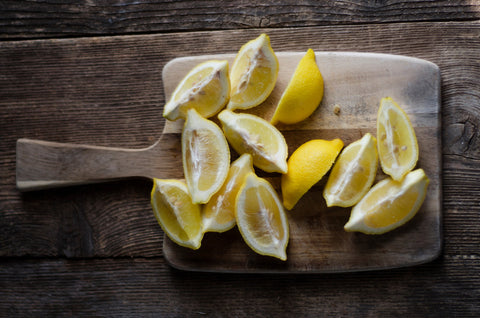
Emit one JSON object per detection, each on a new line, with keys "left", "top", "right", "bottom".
{"left": 323, "top": 133, "right": 378, "bottom": 207}
{"left": 151, "top": 179, "right": 203, "bottom": 249}
{"left": 202, "top": 154, "right": 254, "bottom": 233}
{"left": 163, "top": 60, "right": 230, "bottom": 120}
{"left": 227, "top": 34, "right": 279, "bottom": 110}
{"left": 271, "top": 49, "right": 324, "bottom": 125}
{"left": 282, "top": 139, "right": 343, "bottom": 210}
{"left": 218, "top": 110, "right": 288, "bottom": 173}
{"left": 344, "top": 169, "right": 429, "bottom": 234}
{"left": 377, "top": 97, "right": 419, "bottom": 181}
{"left": 182, "top": 109, "right": 230, "bottom": 204}
{"left": 236, "top": 173, "right": 289, "bottom": 260}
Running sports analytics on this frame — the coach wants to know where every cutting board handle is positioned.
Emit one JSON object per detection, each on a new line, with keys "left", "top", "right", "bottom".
{"left": 16, "top": 138, "right": 157, "bottom": 191}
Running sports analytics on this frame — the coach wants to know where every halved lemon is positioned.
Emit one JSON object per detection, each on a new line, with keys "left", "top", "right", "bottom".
{"left": 182, "top": 108, "right": 230, "bottom": 204}
{"left": 236, "top": 172, "right": 289, "bottom": 260}
{"left": 377, "top": 97, "right": 419, "bottom": 181}
{"left": 323, "top": 133, "right": 378, "bottom": 207}
{"left": 163, "top": 60, "right": 230, "bottom": 120}
{"left": 271, "top": 49, "right": 324, "bottom": 125}
{"left": 218, "top": 109, "right": 288, "bottom": 173}
{"left": 151, "top": 179, "right": 203, "bottom": 249}
{"left": 281, "top": 139, "right": 344, "bottom": 210}
{"left": 344, "top": 169, "right": 429, "bottom": 234}
{"left": 227, "top": 34, "right": 279, "bottom": 110}
{"left": 202, "top": 153, "right": 254, "bottom": 233}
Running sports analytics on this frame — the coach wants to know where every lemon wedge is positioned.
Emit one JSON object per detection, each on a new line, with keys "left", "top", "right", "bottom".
{"left": 282, "top": 139, "right": 343, "bottom": 210}
{"left": 202, "top": 153, "right": 254, "bottom": 233}
{"left": 323, "top": 133, "right": 378, "bottom": 207}
{"left": 377, "top": 97, "right": 419, "bottom": 181}
{"left": 344, "top": 169, "right": 429, "bottom": 234}
{"left": 236, "top": 172, "right": 289, "bottom": 260}
{"left": 182, "top": 108, "right": 230, "bottom": 204}
{"left": 151, "top": 179, "right": 203, "bottom": 249}
{"left": 227, "top": 34, "right": 279, "bottom": 111}
{"left": 163, "top": 60, "right": 230, "bottom": 120}
{"left": 271, "top": 49, "right": 324, "bottom": 125}
{"left": 218, "top": 109, "right": 288, "bottom": 173}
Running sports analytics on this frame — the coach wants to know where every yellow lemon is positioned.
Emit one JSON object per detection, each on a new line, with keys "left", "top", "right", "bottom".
{"left": 163, "top": 60, "right": 230, "bottom": 121}
{"left": 344, "top": 169, "right": 429, "bottom": 234}
{"left": 151, "top": 179, "right": 203, "bottom": 249}
{"left": 282, "top": 139, "right": 343, "bottom": 210}
{"left": 218, "top": 109, "right": 288, "bottom": 173}
{"left": 323, "top": 133, "right": 378, "bottom": 207}
{"left": 182, "top": 108, "right": 230, "bottom": 204}
{"left": 227, "top": 34, "right": 279, "bottom": 111}
{"left": 377, "top": 97, "right": 419, "bottom": 181}
{"left": 271, "top": 49, "right": 324, "bottom": 125}
{"left": 202, "top": 154, "right": 254, "bottom": 233}
{"left": 235, "top": 172, "right": 289, "bottom": 260}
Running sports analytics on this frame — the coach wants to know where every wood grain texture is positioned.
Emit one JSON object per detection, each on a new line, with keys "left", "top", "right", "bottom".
{"left": 2, "top": 22, "right": 478, "bottom": 259}
{"left": 0, "top": 258, "right": 479, "bottom": 316}
{"left": 1, "top": 0, "right": 479, "bottom": 39}
{"left": 0, "top": 18, "right": 479, "bottom": 317}
{"left": 161, "top": 52, "right": 441, "bottom": 273}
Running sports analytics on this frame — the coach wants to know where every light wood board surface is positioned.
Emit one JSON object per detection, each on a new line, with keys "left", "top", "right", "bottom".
{"left": 162, "top": 52, "right": 442, "bottom": 273}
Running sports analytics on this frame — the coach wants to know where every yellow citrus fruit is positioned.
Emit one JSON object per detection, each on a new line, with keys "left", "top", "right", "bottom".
{"left": 163, "top": 60, "right": 230, "bottom": 121}
{"left": 151, "top": 179, "right": 203, "bottom": 249}
{"left": 282, "top": 139, "right": 343, "bottom": 210}
{"left": 344, "top": 169, "right": 429, "bottom": 234}
{"left": 235, "top": 172, "right": 289, "bottom": 260}
{"left": 323, "top": 133, "right": 378, "bottom": 207}
{"left": 202, "top": 153, "right": 254, "bottom": 233}
{"left": 227, "top": 34, "right": 279, "bottom": 111}
{"left": 271, "top": 49, "right": 324, "bottom": 125}
{"left": 182, "top": 108, "right": 230, "bottom": 204}
{"left": 218, "top": 109, "right": 288, "bottom": 173}
{"left": 377, "top": 97, "right": 419, "bottom": 181}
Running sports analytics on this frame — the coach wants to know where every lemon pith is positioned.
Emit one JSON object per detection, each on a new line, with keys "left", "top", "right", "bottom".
{"left": 202, "top": 153, "right": 254, "bottom": 233}
{"left": 323, "top": 133, "right": 378, "bottom": 207}
{"left": 282, "top": 139, "right": 344, "bottom": 210}
{"left": 235, "top": 172, "right": 289, "bottom": 260}
{"left": 151, "top": 179, "right": 203, "bottom": 249}
{"left": 344, "top": 169, "right": 429, "bottom": 234}
{"left": 377, "top": 97, "right": 419, "bottom": 181}
{"left": 218, "top": 110, "right": 288, "bottom": 173}
{"left": 227, "top": 33, "right": 279, "bottom": 110}
{"left": 182, "top": 108, "right": 230, "bottom": 204}
{"left": 271, "top": 49, "right": 324, "bottom": 125}
{"left": 163, "top": 60, "right": 230, "bottom": 120}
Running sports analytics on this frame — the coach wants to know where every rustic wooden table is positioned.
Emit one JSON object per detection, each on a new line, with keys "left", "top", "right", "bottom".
{"left": 1, "top": 1, "right": 479, "bottom": 316}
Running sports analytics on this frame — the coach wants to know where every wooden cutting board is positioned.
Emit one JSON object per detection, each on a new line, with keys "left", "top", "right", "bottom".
{"left": 162, "top": 52, "right": 442, "bottom": 273}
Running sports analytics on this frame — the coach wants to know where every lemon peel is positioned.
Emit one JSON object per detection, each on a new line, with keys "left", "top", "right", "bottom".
{"left": 271, "top": 49, "right": 324, "bottom": 125}
{"left": 202, "top": 153, "right": 254, "bottom": 233}
{"left": 151, "top": 179, "right": 203, "bottom": 249}
{"left": 218, "top": 109, "right": 288, "bottom": 174}
{"left": 282, "top": 139, "right": 343, "bottom": 210}
{"left": 377, "top": 97, "right": 419, "bottom": 181}
{"left": 323, "top": 133, "right": 378, "bottom": 207}
{"left": 344, "top": 169, "right": 429, "bottom": 234}
{"left": 163, "top": 60, "right": 230, "bottom": 121}
{"left": 227, "top": 34, "right": 279, "bottom": 111}
{"left": 236, "top": 172, "right": 289, "bottom": 260}
{"left": 182, "top": 108, "right": 230, "bottom": 204}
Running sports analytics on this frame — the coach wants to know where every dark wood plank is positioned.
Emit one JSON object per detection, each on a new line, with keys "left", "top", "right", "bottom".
{"left": 0, "top": 22, "right": 479, "bottom": 261}
{"left": 0, "top": 257, "right": 478, "bottom": 316}
{"left": 1, "top": 0, "right": 479, "bottom": 39}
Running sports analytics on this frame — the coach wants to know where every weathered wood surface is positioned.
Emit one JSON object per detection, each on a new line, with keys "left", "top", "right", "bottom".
{"left": 1, "top": 16, "right": 479, "bottom": 318}
{"left": 1, "top": 0, "right": 480, "bottom": 39}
